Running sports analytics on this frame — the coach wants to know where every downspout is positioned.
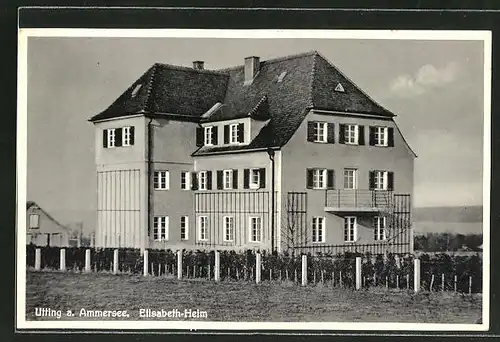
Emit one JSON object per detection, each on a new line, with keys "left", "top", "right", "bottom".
{"left": 147, "top": 117, "right": 153, "bottom": 251}
{"left": 267, "top": 148, "right": 276, "bottom": 252}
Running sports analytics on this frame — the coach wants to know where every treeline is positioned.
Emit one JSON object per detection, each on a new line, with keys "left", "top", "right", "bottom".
{"left": 414, "top": 233, "right": 482, "bottom": 252}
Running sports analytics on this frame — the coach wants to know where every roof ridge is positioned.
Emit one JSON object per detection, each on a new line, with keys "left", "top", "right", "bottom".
{"left": 217, "top": 50, "right": 318, "bottom": 72}
{"left": 143, "top": 64, "right": 158, "bottom": 112}
{"left": 153, "top": 62, "right": 229, "bottom": 76}
{"left": 308, "top": 53, "right": 318, "bottom": 108}
{"left": 314, "top": 51, "right": 394, "bottom": 116}
{"left": 247, "top": 95, "right": 268, "bottom": 116}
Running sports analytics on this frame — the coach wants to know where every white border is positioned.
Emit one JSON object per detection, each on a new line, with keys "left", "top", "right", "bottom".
{"left": 16, "top": 28, "right": 491, "bottom": 332}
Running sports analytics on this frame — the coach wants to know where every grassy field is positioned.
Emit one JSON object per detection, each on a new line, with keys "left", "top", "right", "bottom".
{"left": 25, "top": 270, "right": 482, "bottom": 323}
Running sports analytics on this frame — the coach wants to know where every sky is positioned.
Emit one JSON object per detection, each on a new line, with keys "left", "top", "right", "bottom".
{"left": 26, "top": 36, "right": 486, "bottom": 234}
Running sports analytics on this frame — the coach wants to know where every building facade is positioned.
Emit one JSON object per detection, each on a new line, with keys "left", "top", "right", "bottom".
{"left": 90, "top": 51, "right": 416, "bottom": 254}
{"left": 26, "top": 201, "right": 70, "bottom": 247}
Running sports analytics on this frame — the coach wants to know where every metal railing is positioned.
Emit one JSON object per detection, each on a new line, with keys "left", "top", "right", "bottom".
{"left": 324, "top": 189, "right": 393, "bottom": 209}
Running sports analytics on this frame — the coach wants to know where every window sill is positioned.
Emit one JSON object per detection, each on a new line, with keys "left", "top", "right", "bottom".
{"left": 344, "top": 142, "right": 359, "bottom": 146}
{"left": 198, "top": 239, "right": 209, "bottom": 242}
{"left": 154, "top": 188, "right": 169, "bottom": 191}
{"left": 249, "top": 240, "right": 261, "bottom": 244}
{"left": 312, "top": 241, "right": 326, "bottom": 244}
{"left": 249, "top": 184, "right": 260, "bottom": 190}
{"left": 312, "top": 140, "right": 328, "bottom": 144}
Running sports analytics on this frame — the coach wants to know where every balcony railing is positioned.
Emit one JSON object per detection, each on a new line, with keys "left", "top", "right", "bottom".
{"left": 324, "top": 189, "right": 393, "bottom": 212}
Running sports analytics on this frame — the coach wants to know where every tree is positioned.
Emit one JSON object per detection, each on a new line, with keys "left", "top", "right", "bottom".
{"left": 281, "top": 193, "right": 309, "bottom": 255}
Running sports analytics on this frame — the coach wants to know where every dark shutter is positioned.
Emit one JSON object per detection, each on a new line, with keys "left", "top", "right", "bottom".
{"left": 306, "top": 169, "right": 314, "bottom": 189}
{"left": 358, "top": 126, "right": 365, "bottom": 145}
{"left": 223, "top": 125, "right": 229, "bottom": 144}
{"left": 259, "top": 168, "right": 266, "bottom": 189}
{"left": 327, "top": 169, "right": 335, "bottom": 189}
{"left": 232, "top": 170, "right": 239, "bottom": 189}
{"left": 369, "top": 171, "right": 375, "bottom": 190}
{"left": 115, "top": 128, "right": 123, "bottom": 147}
{"left": 196, "top": 127, "right": 204, "bottom": 147}
{"left": 388, "top": 127, "right": 394, "bottom": 147}
{"left": 339, "top": 124, "right": 346, "bottom": 144}
{"left": 206, "top": 171, "right": 213, "bottom": 190}
{"left": 217, "top": 170, "right": 223, "bottom": 190}
{"left": 327, "top": 123, "right": 335, "bottom": 143}
{"left": 212, "top": 126, "right": 218, "bottom": 145}
{"left": 369, "top": 127, "right": 376, "bottom": 146}
{"left": 307, "top": 121, "right": 315, "bottom": 142}
{"left": 243, "top": 169, "right": 250, "bottom": 189}
{"left": 387, "top": 172, "right": 394, "bottom": 191}
{"left": 129, "top": 126, "right": 135, "bottom": 145}
{"left": 103, "top": 129, "right": 108, "bottom": 148}
{"left": 191, "top": 172, "right": 198, "bottom": 190}
{"left": 237, "top": 123, "right": 245, "bottom": 143}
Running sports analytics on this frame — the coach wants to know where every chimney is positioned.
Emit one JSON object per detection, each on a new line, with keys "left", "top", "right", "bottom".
{"left": 192, "top": 61, "right": 204, "bottom": 70}
{"left": 244, "top": 56, "right": 260, "bottom": 84}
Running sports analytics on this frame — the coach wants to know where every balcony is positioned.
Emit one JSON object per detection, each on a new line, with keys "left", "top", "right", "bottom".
{"left": 324, "top": 189, "right": 392, "bottom": 214}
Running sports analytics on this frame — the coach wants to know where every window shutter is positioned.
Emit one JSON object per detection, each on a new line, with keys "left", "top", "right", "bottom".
{"left": 103, "top": 129, "right": 108, "bottom": 148}
{"left": 369, "top": 171, "right": 375, "bottom": 190}
{"left": 196, "top": 127, "right": 204, "bottom": 147}
{"left": 259, "top": 168, "right": 266, "bottom": 189}
{"left": 243, "top": 169, "right": 250, "bottom": 189}
{"left": 327, "top": 170, "right": 335, "bottom": 189}
{"left": 217, "top": 170, "right": 223, "bottom": 190}
{"left": 387, "top": 172, "right": 394, "bottom": 191}
{"left": 339, "top": 124, "right": 346, "bottom": 144}
{"left": 191, "top": 172, "right": 198, "bottom": 190}
{"left": 232, "top": 169, "right": 239, "bottom": 189}
{"left": 212, "top": 126, "right": 218, "bottom": 145}
{"left": 369, "top": 127, "right": 375, "bottom": 146}
{"left": 306, "top": 169, "right": 314, "bottom": 189}
{"left": 327, "top": 123, "right": 335, "bottom": 143}
{"left": 223, "top": 125, "right": 229, "bottom": 144}
{"left": 358, "top": 126, "right": 365, "bottom": 145}
{"left": 129, "top": 126, "right": 135, "bottom": 145}
{"left": 206, "top": 171, "right": 213, "bottom": 190}
{"left": 307, "top": 121, "right": 315, "bottom": 142}
{"left": 388, "top": 127, "right": 394, "bottom": 147}
{"left": 237, "top": 123, "right": 245, "bottom": 143}
{"left": 115, "top": 128, "right": 123, "bottom": 147}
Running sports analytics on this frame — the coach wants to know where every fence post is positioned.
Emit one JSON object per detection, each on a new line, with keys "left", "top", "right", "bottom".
{"left": 35, "top": 248, "right": 41, "bottom": 271}
{"left": 59, "top": 248, "right": 66, "bottom": 271}
{"left": 143, "top": 250, "right": 149, "bottom": 276}
{"left": 469, "top": 276, "right": 472, "bottom": 294}
{"left": 177, "top": 250, "right": 183, "bottom": 280}
{"left": 113, "top": 249, "right": 119, "bottom": 274}
{"left": 414, "top": 258, "right": 420, "bottom": 293}
{"left": 301, "top": 254, "right": 307, "bottom": 286}
{"left": 256, "top": 252, "right": 261, "bottom": 284}
{"left": 441, "top": 273, "right": 445, "bottom": 292}
{"left": 85, "top": 249, "right": 91, "bottom": 272}
{"left": 454, "top": 275, "right": 457, "bottom": 292}
{"left": 355, "top": 256, "right": 362, "bottom": 290}
{"left": 214, "top": 251, "right": 220, "bottom": 282}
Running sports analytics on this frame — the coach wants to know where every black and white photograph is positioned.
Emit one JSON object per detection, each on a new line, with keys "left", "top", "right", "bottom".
{"left": 16, "top": 29, "right": 490, "bottom": 331}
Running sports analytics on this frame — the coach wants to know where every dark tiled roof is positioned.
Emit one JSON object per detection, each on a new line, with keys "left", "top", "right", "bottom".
{"left": 90, "top": 51, "right": 396, "bottom": 155}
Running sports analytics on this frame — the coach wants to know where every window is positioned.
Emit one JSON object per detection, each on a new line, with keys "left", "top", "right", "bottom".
{"left": 335, "top": 83, "right": 345, "bottom": 92}
{"left": 229, "top": 124, "right": 239, "bottom": 144}
{"left": 153, "top": 171, "right": 169, "bottom": 190}
{"left": 345, "top": 124, "right": 358, "bottom": 144}
{"left": 250, "top": 169, "right": 260, "bottom": 189}
{"left": 344, "top": 217, "right": 357, "bottom": 242}
{"left": 181, "top": 216, "right": 189, "bottom": 240}
{"left": 29, "top": 214, "right": 39, "bottom": 229}
{"left": 123, "top": 126, "right": 132, "bottom": 146}
{"left": 313, "top": 169, "right": 327, "bottom": 189}
{"left": 249, "top": 216, "right": 262, "bottom": 242}
{"left": 204, "top": 126, "right": 213, "bottom": 146}
{"left": 153, "top": 216, "right": 168, "bottom": 241}
{"left": 374, "top": 216, "right": 386, "bottom": 241}
{"left": 374, "top": 126, "right": 388, "bottom": 146}
{"left": 198, "top": 171, "right": 207, "bottom": 190}
{"left": 223, "top": 170, "right": 233, "bottom": 190}
{"left": 343, "top": 169, "right": 357, "bottom": 189}
{"left": 313, "top": 122, "right": 328, "bottom": 143}
{"left": 198, "top": 216, "right": 208, "bottom": 241}
{"left": 374, "top": 171, "right": 388, "bottom": 190}
{"left": 277, "top": 71, "right": 287, "bottom": 83}
{"left": 107, "top": 128, "right": 116, "bottom": 148}
{"left": 223, "top": 216, "right": 234, "bottom": 242}
{"left": 312, "top": 217, "right": 325, "bottom": 243}
{"left": 181, "top": 171, "right": 191, "bottom": 190}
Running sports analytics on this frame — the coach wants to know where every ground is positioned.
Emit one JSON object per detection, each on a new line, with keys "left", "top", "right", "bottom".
{"left": 25, "top": 271, "right": 481, "bottom": 323}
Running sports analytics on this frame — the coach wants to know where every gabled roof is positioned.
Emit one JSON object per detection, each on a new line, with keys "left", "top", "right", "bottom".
{"left": 90, "top": 51, "right": 403, "bottom": 155}
{"left": 26, "top": 201, "right": 69, "bottom": 231}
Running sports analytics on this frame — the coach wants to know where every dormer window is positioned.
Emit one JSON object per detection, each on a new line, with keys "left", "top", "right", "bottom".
{"left": 334, "top": 83, "right": 345, "bottom": 92}
{"left": 277, "top": 71, "right": 287, "bottom": 83}
{"left": 229, "top": 124, "right": 238, "bottom": 144}
{"left": 204, "top": 126, "right": 214, "bottom": 146}
{"left": 131, "top": 84, "right": 142, "bottom": 98}
{"left": 224, "top": 123, "right": 244, "bottom": 144}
